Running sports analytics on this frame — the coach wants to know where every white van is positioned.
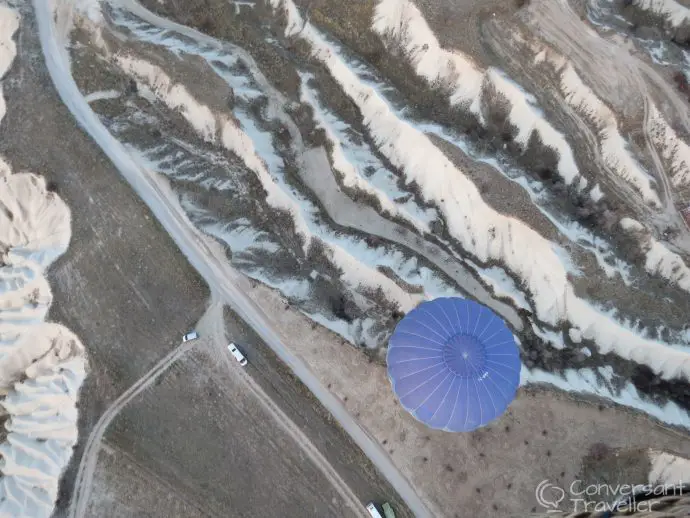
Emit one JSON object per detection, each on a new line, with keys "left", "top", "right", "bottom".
{"left": 182, "top": 330, "right": 199, "bottom": 342}
{"left": 366, "top": 502, "right": 384, "bottom": 518}
{"left": 227, "top": 343, "right": 248, "bottom": 366}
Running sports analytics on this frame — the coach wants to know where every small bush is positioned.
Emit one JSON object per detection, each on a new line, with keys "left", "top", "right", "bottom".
{"left": 199, "top": 17, "right": 215, "bottom": 34}
{"left": 673, "top": 71, "right": 689, "bottom": 93}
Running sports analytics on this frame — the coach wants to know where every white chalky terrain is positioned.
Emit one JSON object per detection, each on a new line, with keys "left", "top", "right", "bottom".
{"left": 649, "top": 104, "right": 690, "bottom": 189}
{"left": 633, "top": 0, "right": 690, "bottom": 28}
{"left": 0, "top": 4, "right": 87, "bottom": 517}
{"left": 534, "top": 47, "right": 661, "bottom": 207}
{"left": 620, "top": 217, "right": 690, "bottom": 292}
{"left": 372, "top": 0, "right": 584, "bottom": 187}
{"left": 649, "top": 449, "right": 690, "bottom": 485}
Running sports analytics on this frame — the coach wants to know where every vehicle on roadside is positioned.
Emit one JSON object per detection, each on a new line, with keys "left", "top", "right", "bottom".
{"left": 182, "top": 330, "right": 199, "bottom": 342}
{"left": 227, "top": 342, "right": 248, "bottom": 366}
{"left": 366, "top": 502, "right": 384, "bottom": 518}
{"left": 366, "top": 502, "right": 395, "bottom": 518}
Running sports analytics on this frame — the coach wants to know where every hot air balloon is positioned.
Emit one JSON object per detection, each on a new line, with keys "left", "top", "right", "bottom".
{"left": 387, "top": 297, "right": 521, "bottom": 432}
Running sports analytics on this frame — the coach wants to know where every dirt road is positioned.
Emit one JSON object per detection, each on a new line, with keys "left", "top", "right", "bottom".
{"left": 71, "top": 301, "right": 368, "bottom": 518}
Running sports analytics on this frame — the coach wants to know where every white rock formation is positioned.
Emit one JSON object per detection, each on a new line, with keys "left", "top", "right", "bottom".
{"left": 0, "top": 4, "right": 87, "bottom": 517}
{"left": 620, "top": 217, "right": 690, "bottom": 293}
{"left": 372, "top": 0, "right": 584, "bottom": 188}
{"left": 634, "top": 0, "right": 690, "bottom": 29}
{"left": 649, "top": 449, "right": 690, "bottom": 485}
{"left": 648, "top": 103, "right": 690, "bottom": 189}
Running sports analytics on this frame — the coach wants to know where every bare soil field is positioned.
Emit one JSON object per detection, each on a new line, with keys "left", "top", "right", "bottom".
{"left": 104, "top": 343, "right": 362, "bottom": 518}
{"left": 85, "top": 443, "right": 207, "bottom": 518}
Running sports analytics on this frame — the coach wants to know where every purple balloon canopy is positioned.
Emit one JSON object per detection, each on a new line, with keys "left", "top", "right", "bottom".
{"left": 387, "top": 297, "right": 520, "bottom": 432}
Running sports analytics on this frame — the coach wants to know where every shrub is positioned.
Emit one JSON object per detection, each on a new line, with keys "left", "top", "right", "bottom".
{"left": 673, "top": 71, "right": 689, "bottom": 93}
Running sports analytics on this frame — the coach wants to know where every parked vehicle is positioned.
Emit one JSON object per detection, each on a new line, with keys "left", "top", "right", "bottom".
{"left": 366, "top": 502, "right": 384, "bottom": 518}
{"left": 182, "top": 330, "right": 199, "bottom": 342}
{"left": 366, "top": 502, "right": 395, "bottom": 518}
{"left": 382, "top": 502, "right": 396, "bottom": 518}
{"left": 227, "top": 342, "right": 248, "bottom": 366}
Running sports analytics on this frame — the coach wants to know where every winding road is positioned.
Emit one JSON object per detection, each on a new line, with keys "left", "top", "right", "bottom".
{"left": 33, "top": 2, "right": 432, "bottom": 517}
